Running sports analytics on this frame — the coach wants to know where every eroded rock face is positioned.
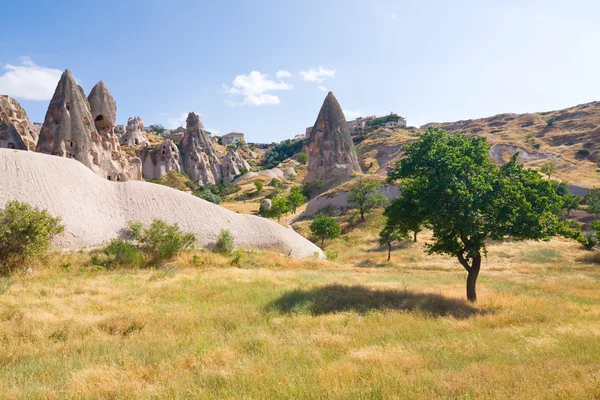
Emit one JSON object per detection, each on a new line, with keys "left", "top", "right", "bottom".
{"left": 0, "top": 95, "right": 37, "bottom": 150}
{"left": 119, "top": 116, "right": 149, "bottom": 147}
{"left": 181, "top": 112, "right": 222, "bottom": 185}
{"left": 142, "top": 139, "right": 181, "bottom": 180}
{"left": 36, "top": 71, "right": 130, "bottom": 181}
{"left": 305, "top": 92, "right": 361, "bottom": 191}
{"left": 221, "top": 148, "right": 251, "bottom": 184}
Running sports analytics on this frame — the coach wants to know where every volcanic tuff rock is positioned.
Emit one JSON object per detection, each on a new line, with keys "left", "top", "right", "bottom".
{"left": 36, "top": 71, "right": 131, "bottom": 181}
{"left": 181, "top": 112, "right": 222, "bottom": 185}
{"left": 0, "top": 148, "right": 324, "bottom": 258}
{"left": 120, "top": 116, "right": 149, "bottom": 147}
{"left": 0, "top": 95, "right": 38, "bottom": 150}
{"left": 142, "top": 139, "right": 181, "bottom": 180}
{"left": 222, "top": 148, "right": 251, "bottom": 184}
{"left": 305, "top": 92, "right": 361, "bottom": 191}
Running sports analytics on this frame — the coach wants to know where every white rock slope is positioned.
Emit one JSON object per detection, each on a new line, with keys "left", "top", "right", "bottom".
{"left": 0, "top": 149, "right": 324, "bottom": 259}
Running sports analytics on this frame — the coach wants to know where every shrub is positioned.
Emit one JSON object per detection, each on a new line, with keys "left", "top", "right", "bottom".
{"left": 301, "top": 179, "right": 324, "bottom": 199}
{"left": 138, "top": 220, "right": 195, "bottom": 265}
{"left": 287, "top": 187, "right": 306, "bottom": 213}
{"left": 215, "top": 229, "right": 235, "bottom": 254}
{"left": 579, "top": 231, "right": 598, "bottom": 250}
{"left": 546, "top": 117, "right": 556, "bottom": 127}
{"left": 254, "top": 181, "right": 264, "bottom": 193}
{"left": 231, "top": 249, "right": 243, "bottom": 266}
{"left": 296, "top": 152, "right": 308, "bottom": 164}
{"left": 0, "top": 201, "right": 64, "bottom": 275}
{"left": 325, "top": 249, "right": 338, "bottom": 260}
{"left": 577, "top": 148, "right": 590, "bottom": 157}
{"left": 268, "top": 196, "right": 290, "bottom": 221}
{"left": 92, "top": 238, "right": 143, "bottom": 269}
{"left": 269, "top": 178, "right": 283, "bottom": 189}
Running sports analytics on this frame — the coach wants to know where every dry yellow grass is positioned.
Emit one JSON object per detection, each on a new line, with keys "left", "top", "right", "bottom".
{"left": 1, "top": 207, "right": 599, "bottom": 399}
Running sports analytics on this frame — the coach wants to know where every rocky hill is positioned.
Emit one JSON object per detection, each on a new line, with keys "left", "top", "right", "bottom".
{"left": 357, "top": 101, "right": 600, "bottom": 188}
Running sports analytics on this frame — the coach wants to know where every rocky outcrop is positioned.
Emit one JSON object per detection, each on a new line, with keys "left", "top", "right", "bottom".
{"left": 36, "top": 71, "right": 130, "bottom": 181}
{"left": 142, "top": 139, "right": 181, "bottom": 180}
{"left": 181, "top": 112, "right": 222, "bottom": 185}
{"left": 0, "top": 148, "right": 324, "bottom": 258}
{"left": 119, "top": 116, "right": 149, "bottom": 147}
{"left": 221, "top": 148, "right": 251, "bottom": 184}
{"left": 305, "top": 92, "right": 361, "bottom": 191}
{"left": 0, "top": 95, "right": 38, "bottom": 150}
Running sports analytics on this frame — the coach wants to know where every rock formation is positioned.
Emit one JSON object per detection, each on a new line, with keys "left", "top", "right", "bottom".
{"left": 142, "top": 139, "right": 181, "bottom": 180}
{"left": 36, "top": 71, "right": 131, "bottom": 181}
{"left": 221, "top": 148, "right": 251, "bottom": 184}
{"left": 119, "top": 116, "right": 149, "bottom": 147}
{"left": 0, "top": 148, "right": 325, "bottom": 258}
{"left": 181, "top": 112, "right": 222, "bottom": 185}
{"left": 304, "top": 92, "right": 361, "bottom": 191}
{"left": 0, "top": 95, "right": 38, "bottom": 150}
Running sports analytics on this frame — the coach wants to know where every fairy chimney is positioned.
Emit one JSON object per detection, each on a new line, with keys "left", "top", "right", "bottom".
{"left": 0, "top": 95, "right": 38, "bottom": 150}
{"left": 221, "top": 147, "right": 251, "bottom": 184}
{"left": 181, "top": 112, "right": 222, "bottom": 185}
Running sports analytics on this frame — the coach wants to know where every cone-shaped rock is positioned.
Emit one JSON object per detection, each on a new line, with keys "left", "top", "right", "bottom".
{"left": 142, "top": 139, "right": 181, "bottom": 180}
{"left": 120, "top": 116, "right": 149, "bottom": 147}
{"left": 0, "top": 95, "right": 38, "bottom": 150}
{"left": 36, "top": 70, "right": 129, "bottom": 181}
{"left": 87, "top": 81, "right": 117, "bottom": 134}
{"left": 181, "top": 112, "right": 222, "bottom": 185}
{"left": 222, "top": 147, "right": 251, "bottom": 184}
{"left": 304, "top": 92, "right": 361, "bottom": 191}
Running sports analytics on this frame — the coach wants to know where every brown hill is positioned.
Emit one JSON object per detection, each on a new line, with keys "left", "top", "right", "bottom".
{"left": 357, "top": 101, "right": 600, "bottom": 188}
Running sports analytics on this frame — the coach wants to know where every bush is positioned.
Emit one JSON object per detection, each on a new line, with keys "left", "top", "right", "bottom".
{"left": 296, "top": 152, "right": 308, "bottom": 164}
{"left": 579, "top": 231, "right": 598, "bottom": 250}
{"left": 0, "top": 201, "right": 64, "bottom": 275}
{"left": 254, "top": 181, "right": 264, "bottom": 193}
{"left": 269, "top": 178, "right": 283, "bottom": 189}
{"left": 546, "top": 117, "right": 556, "bottom": 127}
{"left": 577, "top": 148, "right": 591, "bottom": 157}
{"left": 325, "top": 249, "right": 338, "bottom": 260}
{"left": 92, "top": 238, "right": 143, "bottom": 269}
{"left": 310, "top": 214, "right": 341, "bottom": 248}
{"left": 215, "top": 229, "right": 235, "bottom": 254}
{"left": 137, "top": 220, "right": 195, "bottom": 265}
{"left": 301, "top": 179, "right": 324, "bottom": 199}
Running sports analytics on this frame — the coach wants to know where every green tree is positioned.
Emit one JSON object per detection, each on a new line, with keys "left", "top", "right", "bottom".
{"left": 270, "top": 178, "right": 283, "bottom": 189}
{"left": 214, "top": 229, "right": 235, "bottom": 254}
{"left": 288, "top": 187, "right": 306, "bottom": 214}
{"left": 310, "top": 214, "right": 341, "bottom": 248}
{"left": 562, "top": 194, "right": 582, "bottom": 216}
{"left": 383, "top": 184, "right": 423, "bottom": 242}
{"left": 297, "top": 152, "right": 308, "bottom": 164}
{"left": 254, "top": 181, "right": 264, "bottom": 193}
{"left": 149, "top": 124, "right": 166, "bottom": 135}
{"left": 0, "top": 201, "right": 65, "bottom": 275}
{"left": 386, "top": 128, "right": 563, "bottom": 301}
{"left": 587, "top": 188, "right": 600, "bottom": 217}
{"left": 347, "top": 178, "right": 388, "bottom": 222}
{"left": 379, "top": 225, "right": 409, "bottom": 261}
{"left": 269, "top": 196, "right": 290, "bottom": 221}
{"left": 539, "top": 161, "right": 557, "bottom": 179}
{"left": 301, "top": 179, "right": 324, "bottom": 200}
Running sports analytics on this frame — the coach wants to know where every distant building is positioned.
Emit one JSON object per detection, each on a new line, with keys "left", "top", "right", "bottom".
{"left": 222, "top": 132, "right": 244, "bottom": 145}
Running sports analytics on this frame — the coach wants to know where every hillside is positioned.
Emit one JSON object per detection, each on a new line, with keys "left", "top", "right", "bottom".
{"left": 356, "top": 101, "right": 600, "bottom": 188}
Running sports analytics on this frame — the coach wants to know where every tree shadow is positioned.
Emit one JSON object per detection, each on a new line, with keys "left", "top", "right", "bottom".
{"left": 268, "top": 284, "right": 487, "bottom": 319}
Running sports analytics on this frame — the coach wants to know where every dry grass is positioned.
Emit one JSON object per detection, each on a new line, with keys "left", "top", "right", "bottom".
{"left": 1, "top": 210, "right": 600, "bottom": 399}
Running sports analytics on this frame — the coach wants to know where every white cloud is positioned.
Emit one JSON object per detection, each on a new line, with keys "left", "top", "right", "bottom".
{"left": 276, "top": 70, "right": 292, "bottom": 79}
{"left": 167, "top": 112, "right": 188, "bottom": 129}
{"left": 224, "top": 71, "right": 293, "bottom": 106}
{"left": 300, "top": 66, "right": 336, "bottom": 83}
{"left": 0, "top": 57, "right": 63, "bottom": 101}
{"left": 344, "top": 109, "right": 363, "bottom": 120}
{"left": 317, "top": 85, "right": 328, "bottom": 92}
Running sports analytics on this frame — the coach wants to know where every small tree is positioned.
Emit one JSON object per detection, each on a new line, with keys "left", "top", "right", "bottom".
{"left": 288, "top": 187, "right": 306, "bottom": 214}
{"left": 129, "top": 219, "right": 195, "bottom": 266}
{"left": 386, "top": 128, "right": 563, "bottom": 302}
{"left": 297, "top": 152, "right": 308, "bottom": 164}
{"left": 0, "top": 201, "right": 64, "bottom": 275}
{"left": 310, "top": 214, "right": 341, "bottom": 248}
{"left": 254, "top": 181, "right": 264, "bottom": 193}
{"left": 301, "top": 179, "right": 323, "bottom": 200}
{"left": 269, "top": 196, "right": 290, "bottom": 221}
{"left": 562, "top": 194, "right": 582, "bottom": 216}
{"left": 347, "top": 178, "right": 388, "bottom": 221}
{"left": 269, "top": 178, "right": 283, "bottom": 189}
{"left": 587, "top": 188, "right": 600, "bottom": 217}
{"left": 149, "top": 124, "right": 166, "bottom": 135}
{"left": 539, "top": 161, "right": 557, "bottom": 179}
{"left": 379, "top": 225, "right": 409, "bottom": 261}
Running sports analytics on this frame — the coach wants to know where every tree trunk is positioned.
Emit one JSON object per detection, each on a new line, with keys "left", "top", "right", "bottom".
{"left": 321, "top": 237, "right": 324, "bottom": 248}
{"left": 466, "top": 254, "right": 481, "bottom": 302}
{"left": 387, "top": 244, "right": 391, "bottom": 261}
{"left": 413, "top": 232, "right": 417, "bottom": 242}
{"left": 360, "top": 207, "right": 365, "bottom": 222}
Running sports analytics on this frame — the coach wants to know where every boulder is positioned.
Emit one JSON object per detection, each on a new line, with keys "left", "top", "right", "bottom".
{"left": 0, "top": 95, "right": 38, "bottom": 150}
{"left": 304, "top": 92, "right": 361, "bottom": 191}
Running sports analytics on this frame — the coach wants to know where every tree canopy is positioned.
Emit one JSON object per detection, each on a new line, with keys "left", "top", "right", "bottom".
{"left": 310, "top": 214, "right": 341, "bottom": 248}
{"left": 385, "top": 128, "right": 563, "bottom": 301}
{"left": 347, "top": 178, "right": 388, "bottom": 222}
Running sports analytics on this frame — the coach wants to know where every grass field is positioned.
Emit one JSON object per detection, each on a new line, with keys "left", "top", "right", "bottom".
{"left": 1, "top": 208, "right": 600, "bottom": 399}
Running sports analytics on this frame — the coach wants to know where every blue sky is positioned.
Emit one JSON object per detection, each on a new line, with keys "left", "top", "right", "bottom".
{"left": 1, "top": 0, "right": 599, "bottom": 143}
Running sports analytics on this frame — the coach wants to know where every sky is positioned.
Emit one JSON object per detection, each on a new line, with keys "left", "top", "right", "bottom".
{"left": 1, "top": 0, "right": 599, "bottom": 143}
